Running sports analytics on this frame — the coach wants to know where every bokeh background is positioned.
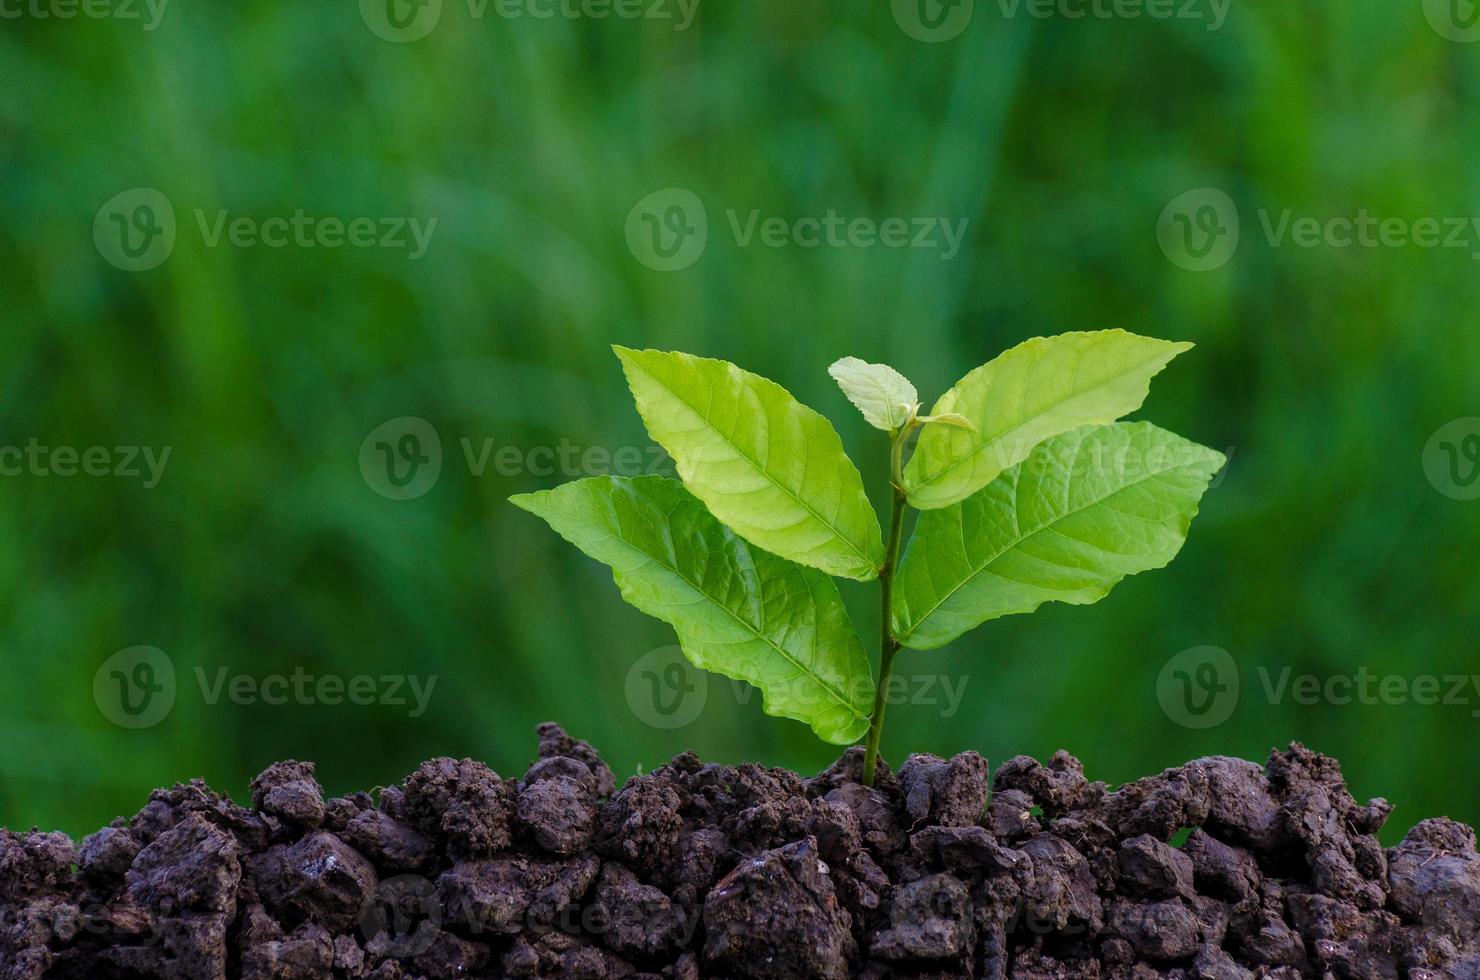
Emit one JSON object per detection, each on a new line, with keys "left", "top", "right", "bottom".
{"left": 3, "top": 1, "right": 1477, "bottom": 843}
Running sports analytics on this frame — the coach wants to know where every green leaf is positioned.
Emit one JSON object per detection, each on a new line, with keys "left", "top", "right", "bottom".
{"left": 904, "top": 330, "right": 1193, "bottom": 510}
{"left": 510, "top": 476, "right": 875, "bottom": 744}
{"left": 892, "top": 423, "right": 1226, "bottom": 650}
{"left": 918, "top": 412, "right": 976, "bottom": 432}
{"left": 615, "top": 347, "right": 884, "bottom": 581}
{"left": 828, "top": 357, "right": 920, "bottom": 432}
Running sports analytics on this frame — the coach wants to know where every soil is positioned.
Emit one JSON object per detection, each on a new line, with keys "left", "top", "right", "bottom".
{"left": 2, "top": 725, "right": 1478, "bottom": 979}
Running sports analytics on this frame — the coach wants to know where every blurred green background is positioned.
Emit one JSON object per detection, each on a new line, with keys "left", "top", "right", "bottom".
{"left": 3, "top": 1, "right": 1477, "bottom": 843}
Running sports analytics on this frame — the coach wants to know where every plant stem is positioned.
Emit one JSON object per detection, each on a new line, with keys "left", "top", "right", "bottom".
{"left": 863, "top": 432, "right": 911, "bottom": 788}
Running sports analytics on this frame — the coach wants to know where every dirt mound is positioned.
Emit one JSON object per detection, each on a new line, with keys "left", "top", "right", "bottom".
{"left": 2, "top": 725, "right": 1477, "bottom": 979}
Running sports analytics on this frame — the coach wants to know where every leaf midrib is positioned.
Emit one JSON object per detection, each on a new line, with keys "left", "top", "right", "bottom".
{"left": 896, "top": 453, "right": 1207, "bottom": 642}
{"left": 546, "top": 502, "right": 868, "bottom": 724}
{"left": 629, "top": 356, "right": 878, "bottom": 574}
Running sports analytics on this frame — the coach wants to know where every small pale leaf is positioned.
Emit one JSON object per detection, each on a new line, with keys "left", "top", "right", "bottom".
{"left": 828, "top": 357, "right": 920, "bottom": 432}
{"left": 919, "top": 413, "right": 976, "bottom": 432}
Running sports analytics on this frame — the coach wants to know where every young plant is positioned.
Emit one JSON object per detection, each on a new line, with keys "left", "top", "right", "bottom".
{"left": 511, "top": 331, "right": 1225, "bottom": 786}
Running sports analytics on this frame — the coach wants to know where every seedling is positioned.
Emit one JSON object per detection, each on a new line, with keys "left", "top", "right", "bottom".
{"left": 512, "top": 330, "right": 1225, "bottom": 786}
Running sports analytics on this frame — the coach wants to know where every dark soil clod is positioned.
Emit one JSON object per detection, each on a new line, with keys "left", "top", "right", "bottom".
{"left": 2, "top": 730, "right": 1477, "bottom": 979}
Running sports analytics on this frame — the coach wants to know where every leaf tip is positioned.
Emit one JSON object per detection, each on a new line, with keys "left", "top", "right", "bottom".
{"left": 508, "top": 490, "right": 547, "bottom": 514}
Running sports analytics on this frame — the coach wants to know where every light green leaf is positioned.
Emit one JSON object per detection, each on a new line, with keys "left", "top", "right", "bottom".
{"left": 615, "top": 347, "right": 884, "bottom": 581}
{"left": 828, "top": 357, "right": 920, "bottom": 432}
{"left": 892, "top": 423, "right": 1226, "bottom": 650}
{"left": 918, "top": 413, "right": 976, "bottom": 432}
{"left": 511, "top": 476, "right": 875, "bottom": 744}
{"left": 904, "top": 330, "right": 1193, "bottom": 510}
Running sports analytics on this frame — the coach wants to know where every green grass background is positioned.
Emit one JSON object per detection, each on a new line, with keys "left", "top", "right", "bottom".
{"left": 2, "top": 1, "right": 1477, "bottom": 842}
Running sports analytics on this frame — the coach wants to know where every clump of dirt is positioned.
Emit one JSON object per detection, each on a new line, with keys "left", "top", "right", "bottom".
{"left": 3, "top": 724, "right": 1477, "bottom": 979}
